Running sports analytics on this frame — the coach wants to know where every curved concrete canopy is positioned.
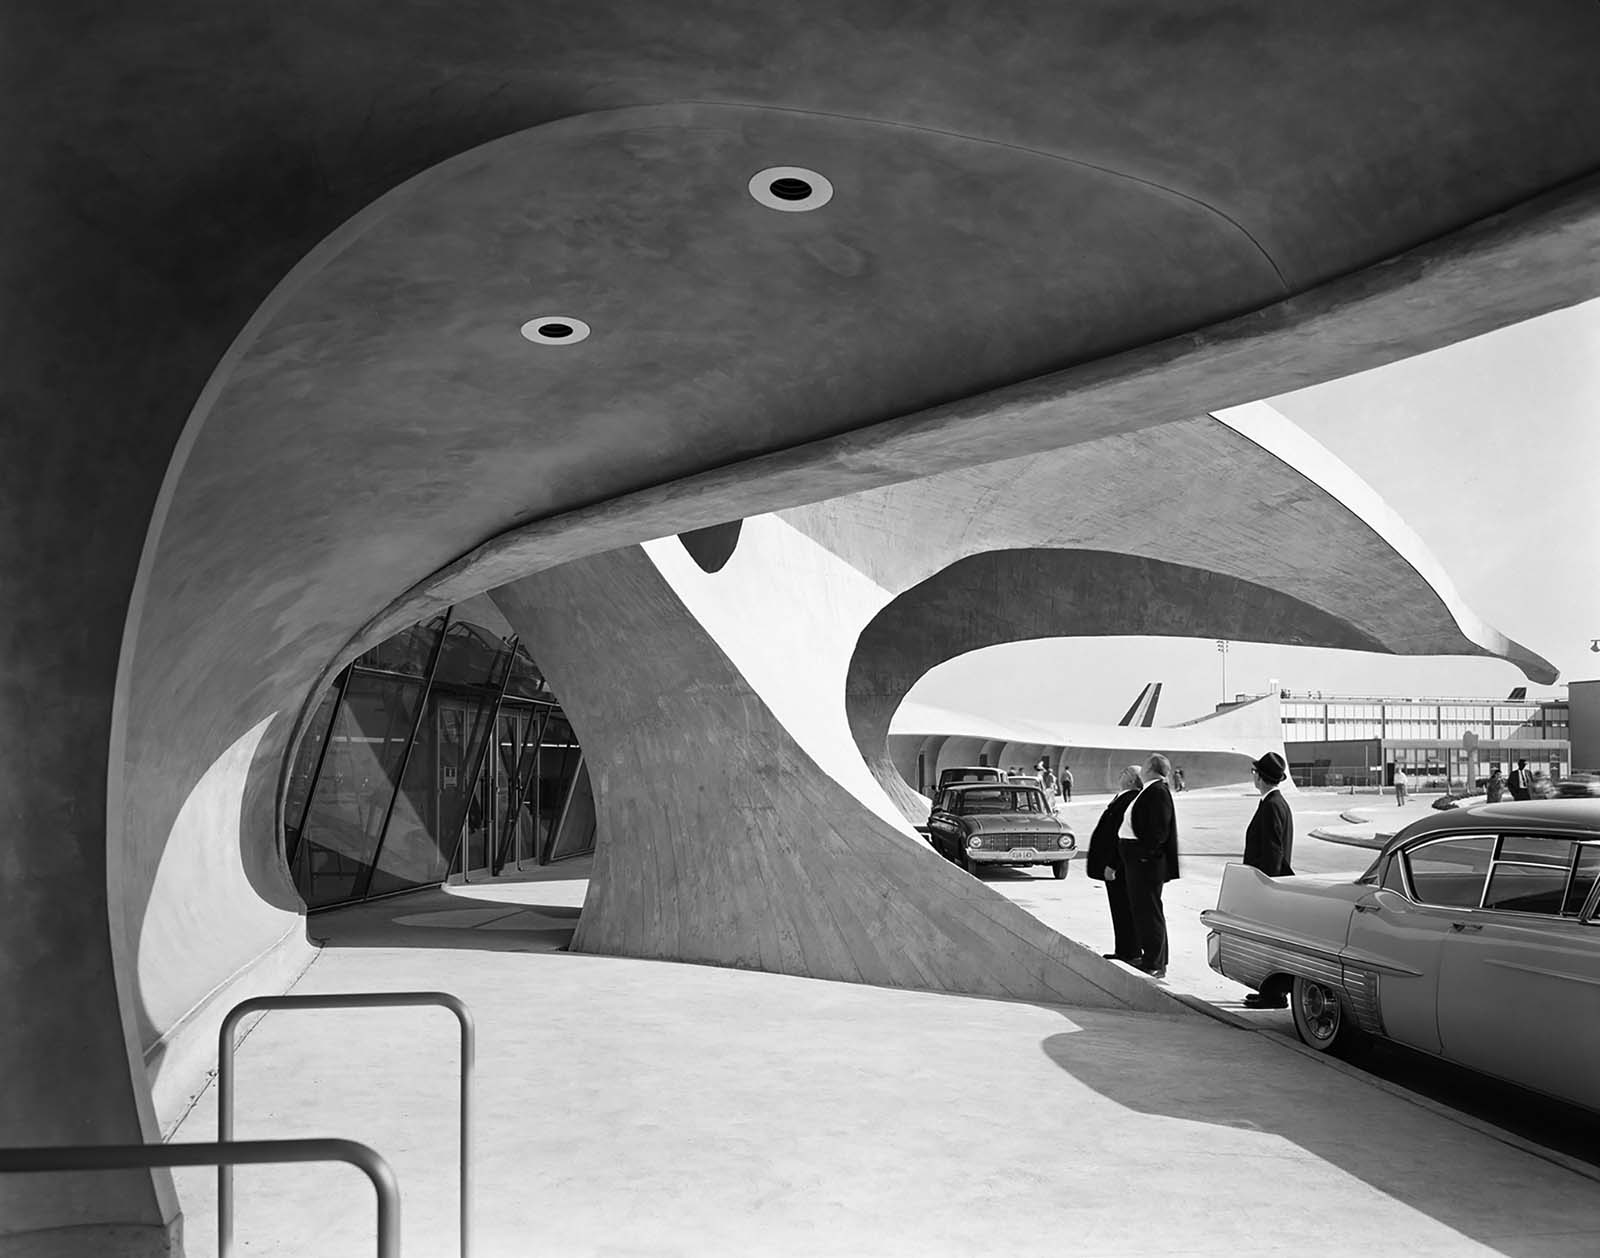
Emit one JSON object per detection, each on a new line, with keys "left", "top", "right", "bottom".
{"left": 5, "top": 4, "right": 1600, "bottom": 1247}
{"left": 780, "top": 411, "right": 1556, "bottom": 818}
{"left": 849, "top": 549, "right": 1365, "bottom": 817}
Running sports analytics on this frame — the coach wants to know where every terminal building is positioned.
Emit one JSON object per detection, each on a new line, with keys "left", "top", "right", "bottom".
{"left": 1266, "top": 690, "right": 1572, "bottom": 789}
{"left": 6, "top": 7, "right": 1600, "bottom": 1254}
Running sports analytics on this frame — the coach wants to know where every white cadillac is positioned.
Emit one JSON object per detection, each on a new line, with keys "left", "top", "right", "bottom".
{"left": 1201, "top": 799, "right": 1600, "bottom": 1112}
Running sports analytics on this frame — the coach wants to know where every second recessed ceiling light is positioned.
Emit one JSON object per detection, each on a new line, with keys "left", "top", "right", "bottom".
{"left": 520, "top": 316, "right": 591, "bottom": 345}
{"left": 749, "top": 166, "right": 833, "bottom": 212}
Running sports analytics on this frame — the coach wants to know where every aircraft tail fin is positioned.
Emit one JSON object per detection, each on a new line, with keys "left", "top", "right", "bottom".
{"left": 1117, "top": 682, "right": 1162, "bottom": 728}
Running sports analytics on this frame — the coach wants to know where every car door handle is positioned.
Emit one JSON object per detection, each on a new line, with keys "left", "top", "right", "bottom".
{"left": 1354, "top": 903, "right": 1380, "bottom": 913}
{"left": 1450, "top": 922, "right": 1483, "bottom": 932}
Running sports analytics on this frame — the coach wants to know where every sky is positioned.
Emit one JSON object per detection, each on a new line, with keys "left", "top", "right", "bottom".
{"left": 907, "top": 296, "right": 1600, "bottom": 728}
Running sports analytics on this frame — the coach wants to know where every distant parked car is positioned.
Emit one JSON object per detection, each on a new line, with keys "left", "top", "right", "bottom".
{"left": 926, "top": 783, "right": 1076, "bottom": 878}
{"left": 1555, "top": 774, "right": 1600, "bottom": 798}
{"left": 1201, "top": 799, "right": 1600, "bottom": 1112}
{"left": 936, "top": 765, "right": 1005, "bottom": 792}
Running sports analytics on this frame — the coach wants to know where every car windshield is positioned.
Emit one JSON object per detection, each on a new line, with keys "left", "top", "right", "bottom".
{"left": 956, "top": 788, "right": 1043, "bottom": 814}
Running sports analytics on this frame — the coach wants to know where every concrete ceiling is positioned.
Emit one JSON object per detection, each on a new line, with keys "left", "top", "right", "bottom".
{"left": 102, "top": 5, "right": 1600, "bottom": 946}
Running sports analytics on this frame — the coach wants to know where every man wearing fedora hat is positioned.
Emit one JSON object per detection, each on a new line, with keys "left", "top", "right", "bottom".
{"left": 1241, "top": 751, "right": 1295, "bottom": 1008}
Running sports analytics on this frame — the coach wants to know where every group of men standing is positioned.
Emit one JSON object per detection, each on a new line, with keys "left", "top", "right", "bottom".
{"left": 1083, "top": 750, "right": 1293, "bottom": 991}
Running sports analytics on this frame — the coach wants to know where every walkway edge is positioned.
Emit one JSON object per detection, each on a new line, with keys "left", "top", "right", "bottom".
{"left": 1308, "top": 826, "right": 1386, "bottom": 849}
{"left": 1164, "top": 990, "right": 1600, "bottom": 1186}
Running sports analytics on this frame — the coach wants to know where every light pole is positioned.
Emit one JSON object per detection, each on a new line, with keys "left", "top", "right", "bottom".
{"left": 1216, "top": 639, "right": 1230, "bottom": 705}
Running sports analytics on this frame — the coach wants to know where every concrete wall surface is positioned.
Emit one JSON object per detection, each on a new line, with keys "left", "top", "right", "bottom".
{"left": 488, "top": 544, "right": 1178, "bottom": 1014}
{"left": 891, "top": 693, "right": 1290, "bottom": 797}
{"left": 782, "top": 411, "right": 1552, "bottom": 823}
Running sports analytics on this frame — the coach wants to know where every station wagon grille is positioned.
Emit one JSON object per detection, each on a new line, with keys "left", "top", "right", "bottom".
{"left": 986, "top": 832, "right": 1057, "bottom": 851}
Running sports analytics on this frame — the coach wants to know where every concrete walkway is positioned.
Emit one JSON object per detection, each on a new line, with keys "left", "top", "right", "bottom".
{"left": 166, "top": 855, "right": 1600, "bottom": 1257}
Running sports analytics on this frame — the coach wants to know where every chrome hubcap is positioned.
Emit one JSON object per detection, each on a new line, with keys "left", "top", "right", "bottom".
{"left": 1297, "top": 981, "right": 1340, "bottom": 1041}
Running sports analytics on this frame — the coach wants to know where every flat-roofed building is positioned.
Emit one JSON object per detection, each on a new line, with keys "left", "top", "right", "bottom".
{"left": 1269, "top": 691, "right": 1571, "bottom": 789}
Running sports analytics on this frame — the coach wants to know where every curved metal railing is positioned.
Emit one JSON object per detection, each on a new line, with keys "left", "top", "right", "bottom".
{"left": 0, "top": 1138, "right": 399, "bottom": 1258}
{"left": 219, "top": 990, "right": 473, "bottom": 1258}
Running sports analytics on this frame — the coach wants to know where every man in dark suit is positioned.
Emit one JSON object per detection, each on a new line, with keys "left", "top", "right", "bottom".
{"left": 1241, "top": 751, "right": 1295, "bottom": 1007}
{"left": 1086, "top": 764, "right": 1144, "bottom": 963}
{"left": 1117, "top": 753, "right": 1179, "bottom": 978}
{"left": 1509, "top": 759, "right": 1533, "bottom": 801}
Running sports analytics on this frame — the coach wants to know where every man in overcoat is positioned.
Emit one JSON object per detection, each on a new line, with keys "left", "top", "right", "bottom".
{"left": 1117, "top": 753, "right": 1179, "bottom": 977}
{"left": 1086, "top": 764, "right": 1143, "bottom": 962}
{"left": 1241, "top": 751, "right": 1295, "bottom": 1007}
{"left": 1242, "top": 752, "right": 1295, "bottom": 876}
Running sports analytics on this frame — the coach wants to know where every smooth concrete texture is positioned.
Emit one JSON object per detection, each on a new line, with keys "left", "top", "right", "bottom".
{"left": 889, "top": 692, "right": 1289, "bottom": 798}
{"left": 489, "top": 544, "right": 1174, "bottom": 1013}
{"left": 471, "top": 413, "right": 1543, "bottom": 1010}
{"left": 782, "top": 410, "right": 1553, "bottom": 820}
{"left": 6, "top": 6, "right": 1600, "bottom": 1246}
{"left": 163, "top": 899, "right": 1600, "bottom": 1258}
{"left": 134, "top": 717, "right": 309, "bottom": 1131}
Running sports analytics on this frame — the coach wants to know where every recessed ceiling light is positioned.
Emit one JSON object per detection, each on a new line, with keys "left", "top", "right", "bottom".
{"left": 520, "top": 316, "right": 590, "bottom": 345}
{"left": 749, "top": 166, "right": 833, "bottom": 212}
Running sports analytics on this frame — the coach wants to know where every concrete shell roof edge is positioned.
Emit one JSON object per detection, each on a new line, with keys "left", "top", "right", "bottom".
{"left": 1213, "top": 401, "right": 1558, "bottom": 684}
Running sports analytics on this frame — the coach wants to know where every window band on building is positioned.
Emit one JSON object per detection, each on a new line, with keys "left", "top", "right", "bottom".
{"left": 1276, "top": 690, "right": 1571, "bottom": 790}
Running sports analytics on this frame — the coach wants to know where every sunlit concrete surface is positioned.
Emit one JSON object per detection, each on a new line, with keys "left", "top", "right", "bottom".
{"left": 165, "top": 874, "right": 1600, "bottom": 1258}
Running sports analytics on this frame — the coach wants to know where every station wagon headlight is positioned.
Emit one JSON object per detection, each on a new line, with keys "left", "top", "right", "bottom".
{"left": 967, "top": 836, "right": 982, "bottom": 849}
{"left": 1058, "top": 835, "right": 1073, "bottom": 849}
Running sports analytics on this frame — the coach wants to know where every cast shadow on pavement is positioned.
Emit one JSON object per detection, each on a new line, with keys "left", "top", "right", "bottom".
{"left": 306, "top": 882, "right": 580, "bottom": 954}
{"left": 1039, "top": 1015, "right": 1598, "bottom": 1258}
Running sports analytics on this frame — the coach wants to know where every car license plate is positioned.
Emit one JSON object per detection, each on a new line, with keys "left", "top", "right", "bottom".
{"left": 1011, "top": 848, "right": 1039, "bottom": 859}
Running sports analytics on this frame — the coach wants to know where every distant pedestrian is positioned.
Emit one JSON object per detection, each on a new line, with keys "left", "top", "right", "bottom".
{"left": 1087, "top": 765, "right": 1143, "bottom": 963}
{"left": 1117, "top": 754, "right": 1179, "bottom": 978}
{"left": 1486, "top": 767, "right": 1505, "bottom": 803}
{"left": 1173, "top": 767, "right": 1186, "bottom": 792}
{"left": 1040, "top": 765, "right": 1058, "bottom": 798}
{"left": 1509, "top": 759, "right": 1532, "bottom": 801}
{"left": 1394, "top": 766, "right": 1409, "bottom": 807}
{"left": 1060, "top": 764, "right": 1073, "bottom": 802}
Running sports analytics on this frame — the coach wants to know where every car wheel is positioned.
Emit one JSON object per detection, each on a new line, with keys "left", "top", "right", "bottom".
{"left": 1051, "top": 861, "right": 1069, "bottom": 880}
{"left": 1291, "top": 976, "right": 1351, "bottom": 1053}
{"left": 958, "top": 848, "right": 977, "bottom": 875}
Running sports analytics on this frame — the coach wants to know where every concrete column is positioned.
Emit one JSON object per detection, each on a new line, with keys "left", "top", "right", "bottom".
{"left": 490, "top": 545, "right": 1174, "bottom": 1013}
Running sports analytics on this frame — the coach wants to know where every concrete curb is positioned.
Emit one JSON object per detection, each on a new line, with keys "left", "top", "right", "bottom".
{"left": 1167, "top": 990, "right": 1600, "bottom": 1186}
{"left": 1307, "top": 826, "right": 1386, "bottom": 849}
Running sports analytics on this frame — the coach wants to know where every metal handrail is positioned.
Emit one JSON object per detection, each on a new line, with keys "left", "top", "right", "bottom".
{"left": 0, "top": 1138, "right": 399, "bottom": 1258}
{"left": 219, "top": 991, "right": 473, "bottom": 1258}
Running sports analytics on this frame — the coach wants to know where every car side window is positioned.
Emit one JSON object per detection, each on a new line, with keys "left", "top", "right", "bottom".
{"left": 1567, "top": 844, "right": 1600, "bottom": 919}
{"left": 1480, "top": 834, "right": 1575, "bottom": 916}
{"left": 1403, "top": 837, "right": 1495, "bottom": 908}
{"left": 1380, "top": 855, "right": 1407, "bottom": 896}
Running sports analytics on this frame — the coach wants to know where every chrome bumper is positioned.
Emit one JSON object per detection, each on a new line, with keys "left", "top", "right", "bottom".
{"left": 968, "top": 848, "right": 1076, "bottom": 864}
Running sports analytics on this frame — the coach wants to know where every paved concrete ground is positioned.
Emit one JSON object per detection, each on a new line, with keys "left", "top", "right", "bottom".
{"left": 165, "top": 812, "right": 1600, "bottom": 1257}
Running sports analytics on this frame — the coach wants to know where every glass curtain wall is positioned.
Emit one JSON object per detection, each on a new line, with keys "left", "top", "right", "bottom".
{"left": 286, "top": 608, "right": 593, "bottom": 911}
